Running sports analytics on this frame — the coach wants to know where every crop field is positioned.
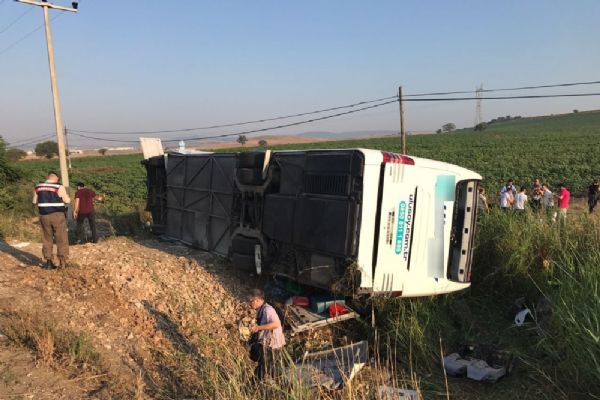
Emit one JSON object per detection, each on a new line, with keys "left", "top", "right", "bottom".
{"left": 5, "top": 110, "right": 600, "bottom": 218}
{"left": 258, "top": 110, "right": 600, "bottom": 196}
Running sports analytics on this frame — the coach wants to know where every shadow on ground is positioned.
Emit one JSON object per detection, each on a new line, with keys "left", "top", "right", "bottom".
{"left": 0, "top": 240, "right": 42, "bottom": 266}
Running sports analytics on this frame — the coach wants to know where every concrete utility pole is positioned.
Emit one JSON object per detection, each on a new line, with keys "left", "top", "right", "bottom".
{"left": 398, "top": 86, "right": 406, "bottom": 154}
{"left": 16, "top": 0, "right": 78, "bottom": 188}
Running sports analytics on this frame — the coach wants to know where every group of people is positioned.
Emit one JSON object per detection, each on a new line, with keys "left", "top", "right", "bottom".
{"left": 32, "top": 172, "right": 100, "bottom": 269}
{"left": 33, "top": 172, "right": 284, "bottom": 382}
{"left": 477, "top": 177, "right": 600, "bottom": 219}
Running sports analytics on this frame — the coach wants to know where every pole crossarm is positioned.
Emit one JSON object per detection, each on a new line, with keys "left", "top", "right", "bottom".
{"left": 15, "top": 0, "right": 77, "bottom": 12}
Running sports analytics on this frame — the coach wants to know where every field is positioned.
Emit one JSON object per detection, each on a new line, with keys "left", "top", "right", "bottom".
{"left": 0, "top": 111, "right": 599, "bottom": 399}
{"left": 4, "top": 110, "right": 600, "bottom": 218}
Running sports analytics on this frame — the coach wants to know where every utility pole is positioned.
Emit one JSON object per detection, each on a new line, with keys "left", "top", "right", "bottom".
{"left": 398, "top": 86, "right": 406, "bottom": 154}
{"left": 16, "top": 0, "right": 78, "bottom": 188}
{"left": 64, "top": 126, "right": 72, "bottom": 169}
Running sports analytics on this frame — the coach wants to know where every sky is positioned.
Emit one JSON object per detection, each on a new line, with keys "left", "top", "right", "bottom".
{"left": 1, "top": 0, "right": 599, "bottom": 148}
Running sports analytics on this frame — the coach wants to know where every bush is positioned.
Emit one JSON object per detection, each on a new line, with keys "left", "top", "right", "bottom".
{"left": 35, "top": 141, "right": 58, "bottom": 159}
{"left": 442, "top": 123, "right": 456, "bottom": 133}
{"left": 0, "top": 137, "right": 19, "bottom": 180}
{"left": 7, "top": 148, "right": 26, "bottom": 161}
{"left": 474, "top": 122, "right": 487, "bottom": 132}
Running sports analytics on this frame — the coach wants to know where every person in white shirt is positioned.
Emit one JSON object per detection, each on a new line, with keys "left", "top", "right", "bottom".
{"left": 500, "top": 188, "right": 514, "bottom": 210}
{"left": 542, "top": 184, "right": 556, "bottom": 221}
{"left": 498, "top": 179, "right": 516, "bottom": 205}
{"left": 514, "top": 186, "right": 528, "bottom": 212}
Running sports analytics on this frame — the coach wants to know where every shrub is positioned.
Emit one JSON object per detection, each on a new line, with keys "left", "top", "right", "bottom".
{"left": 35, "top": 141, "right": 58, "bottom": 159}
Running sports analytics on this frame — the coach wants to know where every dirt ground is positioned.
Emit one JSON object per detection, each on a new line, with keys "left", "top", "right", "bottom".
{"left": 0, "top": 237, "right": 263, "bottom": 399}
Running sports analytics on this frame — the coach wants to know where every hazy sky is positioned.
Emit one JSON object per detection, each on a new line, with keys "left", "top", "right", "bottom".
{"left": 1, "top": 0, "right": 599, "bottom": 147}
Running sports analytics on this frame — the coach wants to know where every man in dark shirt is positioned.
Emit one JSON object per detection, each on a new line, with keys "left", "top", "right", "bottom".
{"left": 73, "top": 182, "right": 99, "bottom": 243}
{"left": 589, "top": 180, "right": 600, "bottom": 213}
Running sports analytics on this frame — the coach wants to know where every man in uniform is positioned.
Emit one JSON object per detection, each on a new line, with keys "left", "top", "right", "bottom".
{"left": 32, "top": 172, "right": 70, "bottom": 269}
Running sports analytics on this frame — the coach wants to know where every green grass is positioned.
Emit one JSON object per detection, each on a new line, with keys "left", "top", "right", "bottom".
{"left": 378, "top": 211, "right": 600, "bottom": 399}
{"left": 14, "top": 153, "right": 147, "bottom": 214}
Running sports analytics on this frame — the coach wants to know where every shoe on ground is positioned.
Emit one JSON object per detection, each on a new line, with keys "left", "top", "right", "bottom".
{"left": 42, "top": 260, "right": 56, "bottom": 270}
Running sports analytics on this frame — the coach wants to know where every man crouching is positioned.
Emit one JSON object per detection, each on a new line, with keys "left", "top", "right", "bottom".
{"left": 248, "top": 288, "right": 285, "bottom": 380}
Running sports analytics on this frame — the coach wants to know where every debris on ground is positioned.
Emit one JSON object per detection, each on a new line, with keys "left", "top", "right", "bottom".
{"left": 378, "top": 385, "right": 419, "bottom": 400}
{"left": 444, "top": 344, "right": 514, "bottom": 384}
{"left": 293, "top": 340, "right": 368, "bottom": 389}
{"left": 514, "top": 307, "right": 532, "bottom": 326}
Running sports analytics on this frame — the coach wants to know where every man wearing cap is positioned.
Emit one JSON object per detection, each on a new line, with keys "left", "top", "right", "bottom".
{"left": 32, "top": 172, "right": 70, "bottom": 269}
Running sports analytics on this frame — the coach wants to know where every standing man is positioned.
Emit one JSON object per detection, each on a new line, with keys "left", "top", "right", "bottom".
{"left": 514, "top": 186, "right": 528, "bottom": 213}
{"left": 557, "top": 183, "right": 570, "bottom": 223}
{"left": 542, "top": 184, "right": 555, "bottom": 221}
{"left": 33, "top": 172, "right": 70, "bottom": 269}
{"left": 248, "top": 288, "right": 285, "bottom": 380}
{"left": 500, "top": 186, "right": 514, "bottom": 211}
{"left": 588, "top": 180, "right": 599, "bottom": 213}
{"left": 531, "top": 178, "right": 543, "bottom": 214}
{"left": 73, "top": 182, "right": 99, "bottom": 243}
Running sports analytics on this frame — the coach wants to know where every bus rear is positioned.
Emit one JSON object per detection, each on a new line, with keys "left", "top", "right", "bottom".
{"left": 357, "top": 150, "right": 481, "bottom": 297}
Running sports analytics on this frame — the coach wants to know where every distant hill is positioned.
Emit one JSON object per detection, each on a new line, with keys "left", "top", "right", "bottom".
{"left": 296, "top": 130, "right": 432, "bottom": 140}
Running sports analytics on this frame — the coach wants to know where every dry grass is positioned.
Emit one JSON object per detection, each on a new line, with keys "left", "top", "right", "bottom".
{"left": 0, "top": 310, "right": 103, "bottom": 375}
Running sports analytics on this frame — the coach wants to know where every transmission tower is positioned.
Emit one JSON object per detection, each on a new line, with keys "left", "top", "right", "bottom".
{"left": 474, "top": 84, "right": 483, "bottom": 127}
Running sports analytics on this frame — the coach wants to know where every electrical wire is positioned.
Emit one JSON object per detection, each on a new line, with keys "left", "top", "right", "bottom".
{"left": 7, "top": 134, "right": 56, "bottom": 148}
{"left": 404, "top": 80, "right": 600, "bottom": 97}
{"left": 67, "top": 90, "right": 600, "bottom": 145}
{"left": 0, "top": 11, "right": 63, "bottom": 57}
{"left": 0, "top": 7, "right": 33, "bottom": 35}
{"left": 69, "top": 79, "right": 600, "bottom": 135}
{"left": 402, "top": 92, "right": 600, "bottom": 101}
{"left": 68, "top": 99, "right": 400, "bottom": 144}
{"left": 7, "top": 133, "right": 56, "bottom": 146}
{"left": 68, "top": 95, "right": 399, "bottom": 135}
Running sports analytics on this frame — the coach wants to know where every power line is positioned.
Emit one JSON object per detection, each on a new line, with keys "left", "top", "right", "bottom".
{"left": 7, "top": 134, "right": 55, "bottom": 148}
{"left": 67, "top": 91, "right": 600, "bottom": 145}
{"left": 0, "top": 7, "right": 33, "bottom": 35}
{"left": 7, "top": 133, "right": 55, "bottom": 146}
{"left": 69, "top": 79, "right": 600, "bottom": 135}
{"left": 403, "top": 92, "right": 600, "bottom": 102}
{"left": 68, "top": 95, "right": 399, "bottom": 135}
{"left": 0, "top": 11, "right": 63, "bottom": 57}
{"left": 404, "top": 80, "right": 600, "bottom": 97}
{"left": 68, "top": 99, "right": 400, "bottom": 144}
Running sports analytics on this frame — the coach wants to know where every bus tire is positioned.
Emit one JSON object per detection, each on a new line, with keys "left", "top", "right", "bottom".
{"left": 232, "top": 253, "right": 256, "bottom": 271}
{"left": 237, "top": 168, "right": 263, "bottom": 185}
{"left": 238, "top": 152, "right": 265, "bottom": 169}
{"left": 232, "top": 236, "right": 260, "bottom": 255}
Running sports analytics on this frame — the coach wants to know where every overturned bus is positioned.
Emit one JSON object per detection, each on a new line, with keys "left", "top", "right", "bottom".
{"left": 143, "top": 149, "right": 481, "bottom": 297}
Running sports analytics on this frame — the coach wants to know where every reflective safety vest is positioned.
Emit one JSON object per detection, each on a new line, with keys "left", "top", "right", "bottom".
{"left": 35, "top": 182, "right": 66, "bottom": 215}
